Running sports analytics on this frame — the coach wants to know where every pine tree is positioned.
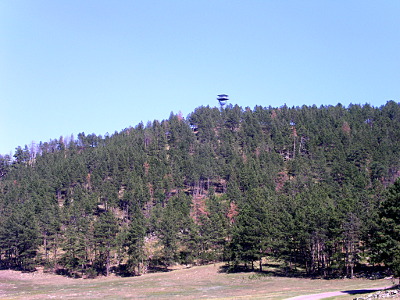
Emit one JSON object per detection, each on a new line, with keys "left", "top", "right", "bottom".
{"left": 372, "top": 178, "right": 400, "bottom": 280}
{"left": 93, "top": 211, "right": 119, "bottom": 276}
{"left": 228, "top": 188, "right": 270, "bottom": 271}
{"left": 60, "top": 218, "right": 90, "bottom": 277}
{"left": 158, "top": 203, "right": 179, "bottom": 268}
{"left": 125, "top": 204, "right": 146, "bottom": 275}
{"left": 198, "top": 189, "right": 228, "bottom": 262}
{"left": 0, "top": 203, "right": 39, "bottom": 271}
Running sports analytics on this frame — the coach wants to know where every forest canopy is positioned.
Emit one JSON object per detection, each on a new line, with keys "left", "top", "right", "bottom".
{"left": 1, "top": 101, "right": 400, "bottom": 278}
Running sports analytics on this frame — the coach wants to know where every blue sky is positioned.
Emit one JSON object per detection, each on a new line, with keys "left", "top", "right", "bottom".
{"left": 1, "top": 1, "right": 399, "bottom": 155}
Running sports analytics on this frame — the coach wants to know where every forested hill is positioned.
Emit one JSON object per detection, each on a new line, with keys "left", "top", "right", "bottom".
{"left": 1, "top": 101, "right": 400, "bottom": 278}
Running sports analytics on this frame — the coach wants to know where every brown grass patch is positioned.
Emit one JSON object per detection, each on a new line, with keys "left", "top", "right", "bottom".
{"left": 0, "top": 263, "right": 395, "bottom": 299}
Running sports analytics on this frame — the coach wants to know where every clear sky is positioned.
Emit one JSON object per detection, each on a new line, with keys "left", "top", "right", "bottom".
{"left": 1, "top": 1, "right": 399, "bottom": 155}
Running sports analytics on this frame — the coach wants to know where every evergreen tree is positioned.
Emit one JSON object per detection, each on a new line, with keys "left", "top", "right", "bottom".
{"left": 60, "top": 217, "right": 91, "bottom": 277}
{"left": 158, "top": 203, "right": 179, "bottom": 268}
{"left": 125, "top": 204, "right": 146, "bottom": 275}
{"left": 93, "top": 211, "right": 119, "bottom": 276}
{"left": 228, "top": 188, "right": 270, "bottom": 270}
{"left": 372, "top": 178, "right": 400, "bottom": 280}
{"left": 0, "top": 203, "right": 39, "bottom": 270}
{"left": 198, "top": 190, "right": 228, "bottom": 262}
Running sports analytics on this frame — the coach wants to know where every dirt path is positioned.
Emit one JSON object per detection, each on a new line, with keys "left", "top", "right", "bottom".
{"left": 286, "top": 286, "right": 394, "bottom": 300}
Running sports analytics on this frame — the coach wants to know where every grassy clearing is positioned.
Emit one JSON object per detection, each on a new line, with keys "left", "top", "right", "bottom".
{"left": 0, "top": 263, "right": 395, "bottom": 299}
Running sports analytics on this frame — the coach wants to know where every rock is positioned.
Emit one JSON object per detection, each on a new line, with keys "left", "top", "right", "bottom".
{"left": 354, "top": 288, "right": 400, "bottom": 299}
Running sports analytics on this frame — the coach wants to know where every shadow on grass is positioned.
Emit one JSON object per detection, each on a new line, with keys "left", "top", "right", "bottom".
{"left": 115, "top": 264, "right": 173, "bottom": 277}
{"left": 218, "top": 262, "right": 306, "bottom": 278}
{"left": 218, "top": 262, "right": 395, "bottom": 281}
{"left": 147, "top": 266, "right": 173, "bottom": 273}
{"left": 342, "top": 285, "right": 399, "bottom": 297}
{"left": 341, "top": 288, "right": 383, "bottom": 295}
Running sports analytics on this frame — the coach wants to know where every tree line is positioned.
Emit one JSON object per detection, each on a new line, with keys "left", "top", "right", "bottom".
{"left": 0, "top": 101, "right": 399, "bottom": 279}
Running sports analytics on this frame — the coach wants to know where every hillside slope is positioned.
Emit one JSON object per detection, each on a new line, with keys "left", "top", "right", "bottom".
{"left": 1, "top": 101, "right": 400, "bottom": 278}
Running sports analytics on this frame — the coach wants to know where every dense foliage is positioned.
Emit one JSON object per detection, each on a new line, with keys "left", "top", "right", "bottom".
{"left": 1, "top": 102, "right": 400, "bottom": 278}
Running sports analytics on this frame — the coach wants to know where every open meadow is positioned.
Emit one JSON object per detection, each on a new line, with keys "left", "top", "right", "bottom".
{"left": 0, "top": 263, "right": 395, "bottom": 300}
